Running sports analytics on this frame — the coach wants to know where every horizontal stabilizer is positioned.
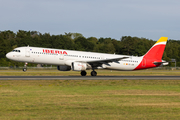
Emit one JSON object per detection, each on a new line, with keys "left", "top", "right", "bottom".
{"left": 153, "top": 61, "right": 169, "bottom": 66}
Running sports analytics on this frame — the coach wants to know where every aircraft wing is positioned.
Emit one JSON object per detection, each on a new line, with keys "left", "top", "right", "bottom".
{"left": 77, "top": 57, "right": 129, "bottom": 68}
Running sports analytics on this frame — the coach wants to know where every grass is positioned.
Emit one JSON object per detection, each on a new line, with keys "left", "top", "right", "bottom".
{"left": 0, "top": 80, "right": 180, "bottom": 119}
{"left": 0, "top": 69, "right": 180, "bottom": 76}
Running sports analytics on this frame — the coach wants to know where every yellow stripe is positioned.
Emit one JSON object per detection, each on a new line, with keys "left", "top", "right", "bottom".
{"left": 155, "top": 37, "right": 168, "bottom": 44}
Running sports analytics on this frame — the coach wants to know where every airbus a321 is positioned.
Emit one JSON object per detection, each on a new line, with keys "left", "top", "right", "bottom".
{"left": 6, "top": 37, "right": 168, "bottom": 76}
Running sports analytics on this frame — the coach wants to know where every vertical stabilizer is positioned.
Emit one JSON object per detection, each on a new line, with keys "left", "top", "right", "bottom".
{"left": 143, "top": 37, "right": 168, "bottom": 60}
{"left": 134, "top": 37, "right": 168, "bottom": 70}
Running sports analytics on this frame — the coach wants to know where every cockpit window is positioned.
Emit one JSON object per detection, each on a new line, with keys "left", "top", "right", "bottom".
{"left": 12, "top": 50, "right": 21, "bottom": 52}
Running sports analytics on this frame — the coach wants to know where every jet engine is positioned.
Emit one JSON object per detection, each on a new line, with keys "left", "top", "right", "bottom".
{"left": 57, "top": 65, "right": 71, "bottom": 71}
{"left": 72, "top": 62, "right": 87, "bottom": 71}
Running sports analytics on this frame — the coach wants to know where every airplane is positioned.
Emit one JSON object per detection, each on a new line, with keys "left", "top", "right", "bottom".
{"left": 6, "top": 37, "right": 168, "bottom": 76}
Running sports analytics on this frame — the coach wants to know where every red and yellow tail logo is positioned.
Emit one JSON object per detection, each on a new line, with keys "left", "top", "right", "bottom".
{"left": 144, "top": 37, "right": 168, "bottom": 60}
{"left": 135, "top": 37, "right": 168, "bottom": 70}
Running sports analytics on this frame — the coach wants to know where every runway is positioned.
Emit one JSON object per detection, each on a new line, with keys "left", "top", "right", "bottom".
{"left": 0, "top": 76, "right": 180, "bottom": 80}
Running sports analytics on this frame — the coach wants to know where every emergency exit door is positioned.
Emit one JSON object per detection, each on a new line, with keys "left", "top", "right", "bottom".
{"left": 25, "top": 48, "right": 30, "bottom": 57}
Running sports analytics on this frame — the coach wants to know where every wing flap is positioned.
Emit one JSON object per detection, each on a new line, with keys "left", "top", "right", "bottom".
{"left": 77, "top": 57, "right": 128, "bottom": 63}
{"left": 76, "top": 57, "right": 129, "bottom": 68}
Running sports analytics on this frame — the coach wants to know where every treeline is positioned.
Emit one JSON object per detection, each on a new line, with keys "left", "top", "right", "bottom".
{"left": 0, "top": 30, "right": 179, "bottom": 67}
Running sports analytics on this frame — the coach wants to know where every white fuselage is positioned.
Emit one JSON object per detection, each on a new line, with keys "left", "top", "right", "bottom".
{"left": 6, "top": 46, "right": 143, "bottom": 71}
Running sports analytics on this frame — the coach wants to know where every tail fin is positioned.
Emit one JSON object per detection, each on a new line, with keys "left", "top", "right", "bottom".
{"left": 134, "top": 37, "right": 168, "bottom": 70}
{"left": 143, "top": 37, "right": 168, "bottom": 60}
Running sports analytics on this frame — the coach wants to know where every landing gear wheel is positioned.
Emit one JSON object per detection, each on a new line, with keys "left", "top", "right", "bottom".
{"left": 23, "top": 68, "right": 27, "bottom": 72}
{"left": 23, "top": 62, "right": 28, "bottom": 72}
{"left": 81, "top": 71, "right": 87, "bottom": 76}
{"left": 91, "top": 71, "right": 97, "bottom": 76}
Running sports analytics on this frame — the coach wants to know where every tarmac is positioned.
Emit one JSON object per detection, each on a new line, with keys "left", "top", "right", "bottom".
{"left": 0, "top": 76, "right": 180, "bottom": 80}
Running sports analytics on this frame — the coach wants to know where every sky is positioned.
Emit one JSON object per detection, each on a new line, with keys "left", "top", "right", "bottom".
{"left": 0, "top": 0, "right": 180, "bottom": 40}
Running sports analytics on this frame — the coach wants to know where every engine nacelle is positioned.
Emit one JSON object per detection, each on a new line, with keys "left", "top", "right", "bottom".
{"left": 57, "top": 65, "right": 71, "bottom": 71}
{"left": 72, "top": 62, "right": 87, "bottom": 71}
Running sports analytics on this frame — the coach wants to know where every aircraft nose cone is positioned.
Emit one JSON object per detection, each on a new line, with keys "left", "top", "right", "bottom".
{"left": 6, "top": 53, "right": 11, "bottom": 59}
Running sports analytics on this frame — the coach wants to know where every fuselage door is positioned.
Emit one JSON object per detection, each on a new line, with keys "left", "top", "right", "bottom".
{"left": 25, "top": 48, "right": 30, "bottom": 57}
{"left": 142, "top": 58, "right": 146, "bottom": 67}
{"left": 59, "top": 54, "right": 64, "bottom": 60}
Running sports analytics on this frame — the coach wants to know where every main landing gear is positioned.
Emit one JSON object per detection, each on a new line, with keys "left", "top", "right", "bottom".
{"left": 23, "top": 62, "right": 28, "bottom": 72}
{"left": 91, "top": 71, "right": 97, "bottom": 76}
{"left": 80, "top": 70, "right": 97, "bottom": 76}
{"left": 81, "top": 70, "right": 87, "bottom": 76}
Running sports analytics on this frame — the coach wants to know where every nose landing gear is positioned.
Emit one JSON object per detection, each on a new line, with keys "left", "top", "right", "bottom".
{"left": 23, "top": 68, "right": 27, "bottom": 72}
{"left": 23, "top": 62, "right": 28, "bottom": 72}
